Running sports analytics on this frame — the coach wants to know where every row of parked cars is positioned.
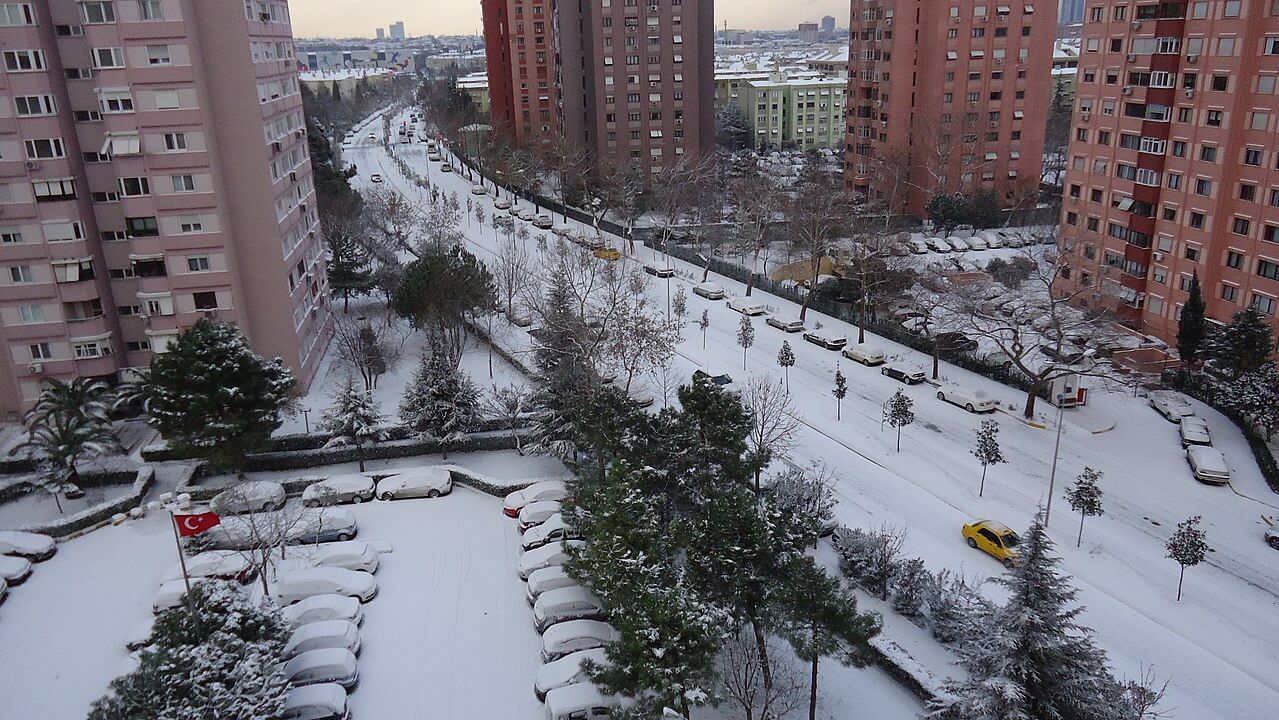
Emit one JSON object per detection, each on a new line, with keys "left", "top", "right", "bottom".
{"left": 503, "top": 481, "right": 628, "bottom": 719}
{"left": 0, "top": 530, "right": 56, "bottom": 605}
{"left": 905, "top": 229, "right": 1031, "bottom": 256}
{"left": 1148, "top": 392, "right": 1231, "bottom": 486}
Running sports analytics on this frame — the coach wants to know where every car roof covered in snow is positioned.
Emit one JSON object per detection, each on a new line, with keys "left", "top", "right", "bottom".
{"left": 284, "top": 683, "right": 347, "bottom": 711}
{"left": 545, "top": 682, "right": 625, "bottom": 715}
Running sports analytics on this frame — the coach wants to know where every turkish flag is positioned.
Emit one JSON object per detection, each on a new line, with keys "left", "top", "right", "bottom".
{"left": 175, "top": 512, "right": 221, "bottom": 537}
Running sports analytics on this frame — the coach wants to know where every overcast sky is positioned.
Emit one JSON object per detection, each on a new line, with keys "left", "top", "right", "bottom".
{"left": 288, "top": 0, "right": 848, "bottom": 38}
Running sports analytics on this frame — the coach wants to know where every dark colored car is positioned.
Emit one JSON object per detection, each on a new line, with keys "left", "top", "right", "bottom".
{"left": 935, "top": 332, "right": 978, "bottom": 353}
{"left": 881, "top": 364, "right": 927, "bottom": 385}
{"left": 693, "top": 370, "right": 733, "bottom": 386}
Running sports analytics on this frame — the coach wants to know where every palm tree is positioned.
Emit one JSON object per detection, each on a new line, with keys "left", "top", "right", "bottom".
{"left": 26, "top": 377, "right": 113, "bottom": 425}
{"left": 18, "top": 410, "right": 119, "bottom": 513}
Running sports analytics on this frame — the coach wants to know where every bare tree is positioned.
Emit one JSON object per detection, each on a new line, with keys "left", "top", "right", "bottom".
{"left": 210, "top": 494, "right": 315, "bottom": 596}
{"left": 786, "top": 162, "right": 856, "bottom": 321}
{"left": 728, "top": 166, "right": 783, "bottom": 297}
{"left": 605, "top": 294, "right": 682, "bottom": 395}
{"left": 744, "top": 377, "right": 800, "bottom": 491}
{"left": 492, "top": 235, "right": 535, "bottom": 322}
{"left": 486, "top": 383, "right": 532, "bottom": 455}
{"left": 418, "top": 190, "right": 465, "bottom": 252}
{"left": 363, "top": 187, "right": 425, "bottom": 261}
{"left": 649, "top": 356, "right": 681, "bottom": 410}
{"left": 651, "top": 155, "right": 719, "bottom": 269}
{"left": 843, "top": 229, "right": 916, "bottom": 343}
{"left": 717, "top": 630, "right": 806, "bottom": 720}
{"left": 330, "top": 312, "right": 407, "bottom": 392}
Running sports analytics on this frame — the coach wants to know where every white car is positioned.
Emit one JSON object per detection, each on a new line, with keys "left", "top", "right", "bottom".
{"left": 273, "top": 567, "right": 378, "bottom": 605}
{"left": 0, "top": 530, "right": 55, "bottom": 561}
{"left": 766, "top": 316, "right": 805, "bottom": 333}
{"left": 541, "top": 619, "right": 618, "bottom": 662}
{"left": 211, "top": 481, "right": 286, "bottom": 515}
{"left": 1186, "top": 445, "right": 1231, "bottom": 485}
{"left": 644, "top": 263, "right": 676, "bottom": 278}
{"left": 692, "top": 282, "right": 726, "bottom": 300}
{"left": 286, "top": 540, "right": 381, "bottom": 574}
{"left": 946, "top": 237, "right": 970, "bottom": 252}
{"left": 518, "top": 540, "right": 585, "bottom": 580}
{"left": 544, "top": 682, "right": 626, "bottom": 720}
{"left": 518, "top": 500, "right": 564, "bottom": 532}
{"left": 369, "top": 173, "right": 383, "bottom": 183}
{"left": 1150, "top": 393, "right": 1195, "bottom": 423}
{"left": 726, "top": 297, "right": 767, "bottom": 316}
{"left": 803, "top": 328, "right": 848, "bottom": 350}
{"left": 533, "top": 585, "right": 605, "bottom": 632}
{"left": 281, "top": 683, "right": 349, "bottom": 720}
{"left": 515, "top": 207, "right": 536, "bottom": 221}
{"left": 427, "top": 153, "right": 442, "bottom": 162}
{"left": 440, "top": 163, "right": 453, "bottom": 173}
{"left": 470, "top": 184, "right": 487, "bottom": 195}
{"left": 283, "top": 648, "right": 359, "bottom": 690}
{"left": 535, "top": 647, "right": 608, "bottom": 701}
{"left": 842, "top": 343, "right": 886, "bottom": 366}
{"left": 526, "top": 565, "right": 579, "bottom": 605}
{"left": 908, "top": 239, "right": 930, "bottom": 254}
{"left": 0, "top": 555, "right": 32, "bottom": 585}
{"left": 551, "top": 224, "right": 572, "bottom": 237}
{"left": 166, "top": 550, "right": 257, "bottom": 584}
{"left": 302, "top": 474, "right": 376, "bottom": 507}
{"left": 936, "top": 385, "right": 997, "bottom": 413}
{"left": 533, "top": 214, "right": 554, "bottom": 229}
{"left": 983, "top": 232, "right": 1005, "bottom": 249}
{"left": 206, "top": 508, "right": 358, "bottom": 550}
{"left": 375, "top": 467, "right": 452, "bottom": 500}
{"left": 493, "top": 198, "right": 512, "bottom": 210}
{"left": 504, "top": 480, "right": 570, "bottom": 518}
{"left": 521, "top": 514, "right": 583, "bottom": 551}
{"left": 1179, "top": 416, "right": 1212, "bottom": 448}
{"left": 926, "top": 237, "right": 952, "bottom": 253}
{"left": 967, "top": 236, "right": 989, "bottom": 250}
{"left": 281, "top": 594, "right": 364, "bottom": 629}
{"left": 282, "top": 620, "right": 360, "bottom": 660}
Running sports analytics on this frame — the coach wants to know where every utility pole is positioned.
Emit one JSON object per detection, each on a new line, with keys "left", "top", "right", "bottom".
{"left": 1045, "top": 396, "right": 1065, "bottom": 526}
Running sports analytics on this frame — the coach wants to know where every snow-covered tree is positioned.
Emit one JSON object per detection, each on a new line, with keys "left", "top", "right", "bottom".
{"left": 890, "top": 557, "right": 930, "bottom": 619}
{"left": 1065, "top": 467, "right": 1105, "bottom": 547}
{"left": 777, "top": 341, "right": 796, "bottom": 391}
{"left": 400, "top": 349, "right": 480, "bottom": 447}
{"left": 972, "top": 419, "right": 1006, "bottom": 497}
{"left": 1208, "top": 306, "right": 1275, "bottom": 378}
{"left": 320, "top": 378, "right": 386, "bottom": 472}
{"left": 486, "top": 383, "right": 532, "bottom": 455}
{"left": 1223, "top": 363, "right": 1279, "bottom": 440}
{"left": 885, "top": 388, "right": 915, "bottom": 452}
{"left": 1165, "top": 515, "right": 1208, "bottom": 602}
{"left": 832, "top": 367, "right": 848, "bottom": 420}
{"left": 1176, "top": 273, "right": 1207, "bottom": 368}
{"left": 391, "top": 245, "right": 495, "bottom": 365}
{"left": 833, "top": 525, "right": 905, "bottom": 600}
{"left": 331, "top": 314, "right": 403, "bottom": 392}
{"left": 19, "top": 402, "right": 119, "bottom": 514}
{"left": 146, "top": 319, "right": 296, "bottom": 470}
{"left": 743, "top": 378, "right": 800, "bottom": 491}
{"left": 25, "top": 376, "right": 112, "bottom": 427}
{"left": 767, "top": 466, "right": 836, "bottom": 537}
{"left": 737, "top": 313, "right": 755, "bottom": 369}
{"left": 922, "top": 569, "right": 988, "bottom": 645}
{"left": 672, "top": 285, "right": 688, "bottom": 324}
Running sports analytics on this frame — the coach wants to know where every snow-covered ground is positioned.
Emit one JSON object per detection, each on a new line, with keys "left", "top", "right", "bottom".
{"left": 345, "top": 117, "right": 1279, "bottom": 718}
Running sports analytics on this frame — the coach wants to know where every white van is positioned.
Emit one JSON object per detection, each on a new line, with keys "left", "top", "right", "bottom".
{"left": 842, "top": 343, "right": 886, "bottom": 366}
{"left": 533, "top": 586, "right": 604, "bottom": 633}
{"left": 283, "top": 620, "right": 361, "bottom": 660}
{"left": 534, "top": 647, "right": 608, "bottom": 700}
{"left": 1186, "top": 445, "right": 1230, "bottom": 485}
{"left": 281, "top": 683, "right": 349, "bottom": 720}
{"left": 526, "top": 565, "right": 579, "bottom": 605}
{"left": 283, "top": 648, "right": 359, "bottom": 690}
{"left": 544, "top": 683, "right": 627, "bottom": 720}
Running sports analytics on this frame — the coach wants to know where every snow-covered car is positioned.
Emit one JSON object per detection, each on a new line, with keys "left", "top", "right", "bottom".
{"left": 493, "top": 198, "right": 512, "bottom": 210}
{"left": 201, "top": 508, "right": 359, "bottom": 550}
{"left": 470, "top": 184, "right": 487, "bottom": 195}
{"left": 533, "top": 585, "right": 605, "bottom": 632}
{"left": 526, "top": 565, "right": 579, "bottom": 605}
{"left": 551, "top": 224, "right": 571, "bottom": 237}
{"left": 535, "top": 647, "right": 608, "bottom": 701}
{"left": 544, "top": 682, "right": 627, "bottom": 720}
{"left": 643, "top": 263, "right": 676, "bottom": 278}
{"left": 1179, "top": 416, "right": 1212, "bottom": 448}
{"left": 369, "top": 173, "right": 383, "bottom": 183}
{"left": 1265, "top": 527, "right": 1279, "bottom": 551}
{"left": 1002, "top": 233, "right": 1025, "bottom": 248}
{"left": 166, "top": 550, "right": 256, "bottom": 585}
{"left": 521, "top": 514, "right": 584, "bottom": 551}
{"left": 503, "top": 480, "right": 571, "bottom": 518}
{"left": 908, "top": 239, "right": 930, "bottom": 254}
{"left": 302, "top": 474, "right": 376, "bottom": 507}
{"left": 766, "top": 316, "right": 805, "bottom": 333}
{"left": 375, "top": 467, "right": 452, "bottom": 500}
{"left": 282, "top": 683, "right": 349, "bottom": 720}
{"left": 726, "top": 297, "right": 768, "bottom": 315}
{"left": 803, "top": 328, "right": 848, "bottom": 350}
{"left": 282, "top": 620, "right": 361, "bottom": 660}
{"left": 533, "top": 214, "right": 554, "bottom": 229}
{"left": 692, "top": 282, "right": 726, "bottom": 300}
{"left": 286, "top": 540, "right": 381, "bottom": 574}
{"left": 211, "top": 481, "right": 286, "bottom": 515}
{"left": 518, "top": 540, "right": 585, "bottom": 580}
{"left": 967, "top": 236, "right": 989, "bottom": 250}
{"left": 1186, "top": 445, "right": 1231, "bottom": 485}
{"left": 926, "top": 237, "right": 952, "bottom": 253}
{"left": 0, "top": 530, "right": 56, "bottom": 561}
{"left": 273, "top": 567, "right": 378, "bottom": 605}
{"left": 936, "top": 385, "right": 997, "bottom": 413}
{"left": 881, "top": 364, "right": 926, "bottom": 385}
{"left": 281, "top": 594, "right": 364, "bottom": 629}
{"left": 283, "top": 648, "right": 359, "bottom": 690}
{"left": 428, "top": 153, "right": 442, "bottom": 162}
{"left": 1150, "top": 393, "right": 1195, "bottom": 423}
{"left": 518, "top": 500, "right": 564, "bottom": 532}
{"left": 945, "top": 237, "right": 970, "bottom": 252}
{"left": 152, "top": 578, "right": 212, "bottom": 613}
{"left": 842, "top": 343, "right": 886, "bottom": 366}
{"left": 515, "top": 207, "right": 536, "bottom": 221}
{"left": 0, "top": 555, "right": 32, "bottom": 585}
{"left": 440, "top": 163, "right": 453, "bottom": 173}
{"left": 693, "top": 370, "right": 733, "bottom": 386}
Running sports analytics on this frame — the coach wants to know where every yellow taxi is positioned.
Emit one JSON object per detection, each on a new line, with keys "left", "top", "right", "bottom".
{"left": 593, "top": 247, "right": 621, "bottom": 261}
{"left": 961, "top": 519, "right": 1021, "bottom": 567}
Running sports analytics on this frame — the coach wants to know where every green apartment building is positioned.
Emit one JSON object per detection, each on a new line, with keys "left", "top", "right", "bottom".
{"left": 734, "top": 73, "right": 846, "bottom": 151}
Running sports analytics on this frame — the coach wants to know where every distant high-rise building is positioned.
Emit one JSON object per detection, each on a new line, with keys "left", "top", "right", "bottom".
{"left": 0, "top": 0, "right": 329, "bottom": 416}
{"left": 376, "top": 27, "right": 385, "bottom": 41}
{"left": 821, "top": 15, "right": 837, "bottom": 33}
{"left": 798, "top": 21, "right": 820, "bottom": 43}
{"left": 843, "top": 0, "right": 1054, "bottom": 217}
{"left": 481, "top": 0, "right": 715, "bottom": 173}
{"left": 389, "top": 21, "right": 406, "bottom": 40}
{"left": 1058, "top": 0, "right": 1085, "bottom": 25}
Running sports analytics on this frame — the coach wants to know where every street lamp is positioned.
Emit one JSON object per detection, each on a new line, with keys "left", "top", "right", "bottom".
{"left": 301, "top": 407, "right": 312, "bottom": 434}
{"left": 1044, "top": 394, "right": 1066, "bottom": 526}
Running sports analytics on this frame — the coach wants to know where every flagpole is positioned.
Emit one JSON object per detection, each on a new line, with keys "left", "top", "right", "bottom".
{"left": 169, "top": 511, "right": 196, "bottom": 617}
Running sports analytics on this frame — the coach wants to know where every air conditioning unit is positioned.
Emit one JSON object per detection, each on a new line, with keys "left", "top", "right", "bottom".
{"left": 27, "top": 363, "right": 43, "bottom": 374}
{"left": 1081, "top": 113, "right": 1091, "bottom": 121}
{"left": 24, "top": 160, "right": 40, "bottom": 170}
{"left": 1126, "top": 54, "right": 1137, "bottom": 63}
{"left": 1122, "top": 86, "right": 1134, "bottom": 95}
{"left": 1184, "top": 89, "right": 1195, "bottom": 98}
{"left": 1186, "top": 54, "right": 1199, "bottom": 63}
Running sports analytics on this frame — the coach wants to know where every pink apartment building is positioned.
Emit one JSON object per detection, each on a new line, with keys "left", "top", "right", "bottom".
{"left": 844, "top": 0, "right": 1054, "bottom": 216}
{"left": 0, "top": 0, "right": 330, "bottom": 418}
{"left": 1056, "top": 0, "right": 1279, "bottom": 346}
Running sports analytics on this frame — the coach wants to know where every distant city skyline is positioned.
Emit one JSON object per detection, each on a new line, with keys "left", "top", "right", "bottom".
{"left": 288, "top": 0, "right": 847, "bottom": 38}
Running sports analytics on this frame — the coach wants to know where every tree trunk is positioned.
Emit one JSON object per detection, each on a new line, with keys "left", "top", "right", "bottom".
{"left": 896, "top": 425, "right": 902, "bottom": 452}
{"left": 1077, "top": 511, "right": 1085, "bottom": 547}
{"left": 357, "top": 443, "right": 366, "bottom": 473}
{"left": 979, "top": 464, "right": 988, "bottom": 497}
{"left": 809, "top": 639, "right": 819, "bottom": 720}
{"left": 859, "top": 298, "right": 868, "bottom": 344}
{"left": 751, "top": 616, "right": 774, "bottom": 694}
{"left": 1024, "top": 382, "right": 1041, "bottom": 419}
{"left": 1176, "top": 565, "right": 1185, "bottom": 601}
{"left": 932, "top": 345, "right": 940, "bottom": 380}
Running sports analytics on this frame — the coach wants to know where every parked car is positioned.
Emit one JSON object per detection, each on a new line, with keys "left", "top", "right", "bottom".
{"left": 881, "top": 364, "right": 927, "bottom": 385}
{"left": 692, "top": 369, "right": 733, "bottom": 386}
{"left": 282, "top": 594, "right": 364, "bottom": 629}
{"left": 1265, "top": 527, "right": 1279, "bottom": 551}
{"left": 803, "top": 328, "right": 848, "bottom": 350}
{"left": 526, "top": 565, "right": 579, "bottom": 605}
{"left": 842, "top": 343, "right": 886, "bottom": 366}
{"left": 984, "top": 232, "right": 1005, "bottom": 249}
{"left": 908, "top": 239, "right": 930, "bottom": 254}
{"left": 518, "top": 501, "right": 564, "bottom": 532}
{"left": 946, "top": 237, "right": 970, "bottom": 252}
{"left": 533, "top": 214, "right": 554, "bottom": 229}
{"left": 283, "top": 620, "right": 360, "bottom": 660}
{"left": 503, "top": 480, "right": 571, "bottom": 518}
{"left": 1150, "top": 392, "right": 1196, "bottom": 423}
{"left": 427, "top": 153, "right": 442, "bottom": 162}
{"left": 982, "top": 349, "right": 1016, "bottom": 369}
{"left": 630, "top": 393, "right": 656, "bottom": 408}
{"left": 541, "top": 619, "right": 620, "bottom": 662}
{"left": 544, "top": 684, "right": 626, "bottom": 720}
{"left": 273, "top": 567, "right": 378, "bottom": 605}
{"left": 287, "top": 541, "right": 381, "bottom": 574}
{"left": 440, "top": 163, "right": 453, "bottom": 173}
{"left": 692, "top": 282, "right": 726, "bottom": 300}
{"left": 962, "top": 519, "right": 1021, "bottom": 567}
{"left": 593, "top": 247, "right": 621, "bottom": 261}
{"left": 0, "top": 531, "right": 56, "bottom": 561}
{"left": 967, "top": 236, "right": 989, "bottom": 251}
{"left": 518, "top": 540, "right": 585, "bottom": 580}
{"left": 935, "top": 332, "right": 979, "bottom": 353}
{"left": 1039, "top": 343, "right": 1088, "bottom": 364}
{"left": 766, "top": 316, "right": 805, "bottom": 333}
{"left": 515, "top": 207, "right": 536, "bottom": 221}
{"left": 522, "top": 514, "right": 584, "bottom": 551}
{"left": 211, "top": 481, "right": 286, "bottom": 515}
{"left": 1186, "top": 445, "right": 1231, "bottom": 485}
{"left": 726, "top": 297, "right": 768, "bottom": 316}
{"left": 166, "top": 550, "right": 256, "bottom": 585}
{"left": 375, "top": 467, "right": 452, "bottom": 500}
{"left": 936, "top": 385, "right": 996, "bottom": 413}
{"left": 470, "top": 184, "right": 487, "bottom": 195}
{"left": 0, "top": 555, "right": 31, "bottom": 586}
{"left": 302, "top": 474, "right": 376, "bottom": 507}
{"left": 493, "top": 198, "right": 512, "bottom": 210}
{"left": 926, "top": 237, "right": 952, "bottom": 253}
{"left": 535, "top": 647, "right": 608, "bottom": 701}
{"left": 283, "top": 648, "right": 359, "bottom": 690}
{"left": 369, "top": 173, "right": 383, "bottom": 183}
{"left": 1179, "top": 416, "right": 1212, "bottom": 448}
{"left": 281, "top": 683, "right": 349, "bottom": 720}
{"left": 551, "top": 224, "right": 571, "bottom": 237}
{"left": 534, "top": 586, "right": 605, "bottom": 632}
{"left": 644, "top": 263, "right": 675, "bottom": 278}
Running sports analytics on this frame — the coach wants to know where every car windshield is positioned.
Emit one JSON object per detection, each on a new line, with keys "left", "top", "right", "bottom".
{"left": 1001, "top": 532, "right": 1021, "bottom": 547}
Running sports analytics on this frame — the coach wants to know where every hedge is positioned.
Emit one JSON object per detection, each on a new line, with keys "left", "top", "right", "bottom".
{"left": 20, "top": 466, "right": 157, "bottom": 538}
{"left": 1164, "top": 370, "right": 1279, "bottom": 494}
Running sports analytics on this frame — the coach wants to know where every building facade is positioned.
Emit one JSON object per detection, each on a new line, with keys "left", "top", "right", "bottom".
{"left": 1055, "top": 0, "right": 1279, "bottom": 345}
{"left": 735, "top": 73, "right": 847, "bottom": 150}
{"left": 481, "top": 0, "right": 714, "bottom": 173}
{"left": 389, "top": 21, "right": 405, "bottom": 41}
{"left": 0, "top": 0, "right": 329, "bottom": 416}
{"left": 843, "top": 0, "right": 1054, "bottom": 216}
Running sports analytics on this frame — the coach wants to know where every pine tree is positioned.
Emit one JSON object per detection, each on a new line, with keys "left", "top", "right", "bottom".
{"left": 971, "top": 419, "right": 1006, "bottom": 497}
{"left": 890, "top": 557, "right": 930, "bottom": 619}
{"left": 922, "top": 569, "right": 979, "bottom": 644}
{"left": 1209, "top": 306, "right": 1276, "bottom": 378}
{"left": 529, "top": 274, "right": 595, "bottom": 459}
{"left": 400, "top": 349, "right": 480, "bottom": 446}
{"left": 321, "top": 377, "right": 386, "bottom": 472}
{"left": 737, "top": 313, "right": 755, "bottom": 369}
{"left": 327, "top": 231, "right": 375, "bottom": 313}
{"left": 1065, "top": 467, "right": 1105, "bottom": 547}
{"left": 146, "top": 319, "right": 295, "bottom": 470}
{"left": 777, "top": 341, "right": 796, "bottom": 391}
{"left": 1176, "top": 272, "right": 1207, "bottom": 367}
{"left": 699, "top": 309, "right": 710, "bottom": 350}
{"left": 886, "top": 388, "right": 915, "bottom": 452}
{"left": 1165, "top": 515, "right": 1208, "bottom": 602}
{"left": 1225, "top": 363, "right": 1279, "bottom": 440}
{"left": 833, "top": 367, "right": 847, "bottom": 420}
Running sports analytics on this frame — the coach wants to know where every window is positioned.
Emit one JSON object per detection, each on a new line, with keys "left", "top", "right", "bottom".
{"left": 92, "top": 47, "right": 125, "bottom": 69}
{"left": 17, "top": 304, "right": 45, "bottom": 324}
{"left": 73, "top": 340, "right": 112, "bottom": 359}
{"left": 33, "top": 178, "right": 75, "bottom": 201}
{"left": 179, "top": 217, "right": 203, "bottom": 233}
{"left": 1253, "top": 295, "right": 1277, "bottom": 315}
{"left": 137, "top": 0, "right": 164, "bottom": 20}
{"left": 4, "top": 49, "right": 47, "bottom": 72}
{"left": 146, "top": 45, "right": 172, "bottom": 65}
{"left": 1226, "top": 251, "right": 1244, "bottom": 269}
{"left": 98, "top": 90, "right": 134, "bottom": 113}
{"left": 0, "top": 228, "right": 23, "bottom": 244}
{"left": 81, "top": 2, "right": 115, "bottom": 23}
{"left": 171, "top": 174, "right": 195, "bottom": 192}
{"left": 0, "top": 4, "right": 35, "bottom": 26}
{"left": 1258, "top": 260, "right": 1279, "bottom": 281}
{"left": 118, "top": 177, "right": 150, "bottom": 197}
{"left": 186, "top": 256, "right": 211, "bottom": 272}
{"left": 126, "top": 216, "right": 158, "bottom": 237}
{"left": 192, "top": 292, "right": 218, "bottom": 310}
{"left": 24, "top": 138, "right": 65, "bottom": 159}
{"left": 1232, "top": 217, "right": 1251, "bottom": 236}
{"left": 163, "top": 132, "right": 187, "bottom": 151}
{"left": 28, "top": 343, "right": 53, "bottom": 361}
{"left": 14, "top": 95, "right": 55, "bottom": 116}
{"left": 43, "top": 221, "right": 83, "bottom": 242}
{"left": 154, "top": 90, "right": 180, "bottom": 109}
{"left": 1200, "top": 146, "right": 1218, "bottom": 162}
{"left": 1222, "top": 285, "right": 1239, "bottom": 302}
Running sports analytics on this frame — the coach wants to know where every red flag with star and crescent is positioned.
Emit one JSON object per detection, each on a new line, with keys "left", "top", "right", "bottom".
{"left": 175, "top": 512, "right": 221, "bottom": 537}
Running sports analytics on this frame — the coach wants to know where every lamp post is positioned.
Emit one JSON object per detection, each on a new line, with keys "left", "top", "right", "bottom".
{"left": 301, "top": 408, "right": 312, "bottom": 434}
{"left": 1045, "top": 394, "right": 1066, "bottom": 526}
